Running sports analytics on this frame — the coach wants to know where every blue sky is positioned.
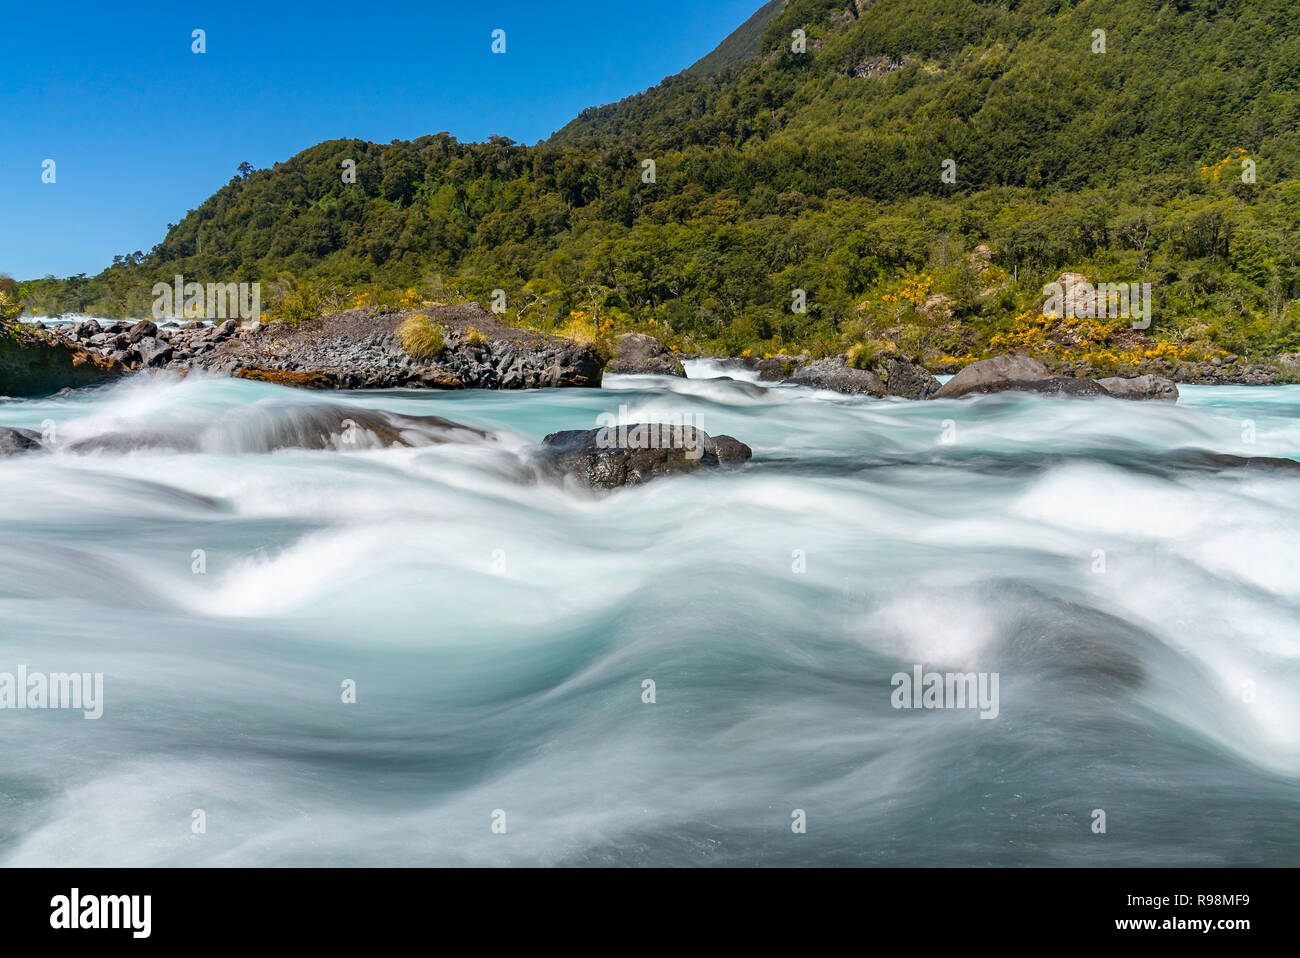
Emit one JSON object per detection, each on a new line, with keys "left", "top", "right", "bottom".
{"left": 1, "top": 0, "right": 761, "bottom": 280}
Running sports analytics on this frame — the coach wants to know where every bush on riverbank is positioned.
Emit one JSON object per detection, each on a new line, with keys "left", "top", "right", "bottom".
{"left": 397, "top": 315, "right": 447, "bottom": 359}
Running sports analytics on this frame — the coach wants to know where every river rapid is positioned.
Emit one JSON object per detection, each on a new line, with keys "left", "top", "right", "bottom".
{"left": 1, "top": 360, "right": 1297, "bottom": 865}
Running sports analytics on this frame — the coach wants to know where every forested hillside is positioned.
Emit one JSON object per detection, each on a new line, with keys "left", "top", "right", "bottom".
{"left": 16, "top": 0, "right": 1300, "bottom": 369}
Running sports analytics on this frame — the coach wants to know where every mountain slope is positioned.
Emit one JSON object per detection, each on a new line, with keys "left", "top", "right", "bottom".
{"left": 685, "top": 0, "right": 788, "bottom": 77}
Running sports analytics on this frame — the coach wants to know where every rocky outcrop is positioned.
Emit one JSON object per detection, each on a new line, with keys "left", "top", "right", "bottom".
{"left": 0, "top": 323, "right": 127, "bottom": 398}
{"left": 605, "top": 333, "right": 685, "bottom": 376}
{"left": 46, "top": 306, "right": 604, "bottom": 391}
{"left": 541, "top": 424, "right": 752, "bottom": 489}
{"left": 1098, "top": 374, "right": 1179, "bottom": 402}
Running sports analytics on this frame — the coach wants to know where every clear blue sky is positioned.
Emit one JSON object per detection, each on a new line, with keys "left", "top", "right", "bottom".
{"left": 1, "top": 0, "right": 761, "bottom": 280}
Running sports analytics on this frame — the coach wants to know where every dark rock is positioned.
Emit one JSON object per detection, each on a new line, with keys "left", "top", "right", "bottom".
{"left": 72, "top": 319, "right": 102, "bottom": 339}
{"left": 541, "top": 424, "right": 751, "bottom": 488}
{"left": 711, "top": 435, "right": 753, "bottom": 462}
{"left": 784, "top": 356, "right": 885, "bottom": 396}
{"left": 875, "top": 357, "right": 942, "bottom": 400}
{"left": 135, "top": 338, "right": 174, "bottom": 367}
{"left": 0, "top": 426, "right": 43, "bottom": 455}
{"left": 933, "top": 355, "right": 1050, "bottom": 399}
{"left": 700, "top": 376, "right": 769, "bottom": 398}
{"left": 1171, "top": 451, "right": 1300, "bottom": 473}
{"left": 959, "top": 376, "right": 1109, "bottom": 398}
{"left": 127, "top": 320, "right": 158, "bottom": 344}
{"left": 606, "top": 332, "right": 685, "bottom": 376}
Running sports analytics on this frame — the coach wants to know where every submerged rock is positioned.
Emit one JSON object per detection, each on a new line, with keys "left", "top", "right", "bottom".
{"left": 957, "top": 376, "right": 1110, "bottom": 398}
{"left": 0, "top": 426, "right": 43, "bottom": 455}
{"left": 1172, "top": 451, "right": 1300, "bottom": 474}
{"left": 65, "top": 406, "right": 493, "bottom": 455}
{"left": 710, "top": 435, "right": 753, "bottom": 462}
{"left": 541, "top": 424, "right": 752, "bottom": 488}
{"left": 698, "top": 376, "right": 770, "bottom": 398}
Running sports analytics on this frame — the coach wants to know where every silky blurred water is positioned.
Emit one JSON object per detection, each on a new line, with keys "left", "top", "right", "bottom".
{"left": 0, "top": 364, "right": 1297, "bottom": 866}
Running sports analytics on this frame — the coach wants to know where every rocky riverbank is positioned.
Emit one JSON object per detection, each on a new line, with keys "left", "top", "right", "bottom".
{"left": 27, "top": 304, "right": 603, "bottom": 391}
{"left": 7, "top": 307, "right": 1294, "bottom": 405}
{"left": 0, "top": 323, "right": 126, "bottom": 397}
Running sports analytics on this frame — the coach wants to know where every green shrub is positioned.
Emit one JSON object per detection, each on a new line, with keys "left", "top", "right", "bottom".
{"left": 397, "top": 315, "right": 447, "bottom": 359}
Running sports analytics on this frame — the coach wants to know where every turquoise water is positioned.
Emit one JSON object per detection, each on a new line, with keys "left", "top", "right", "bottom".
{"left": 0, "top": 365, "right": 1297, "bottom": 865}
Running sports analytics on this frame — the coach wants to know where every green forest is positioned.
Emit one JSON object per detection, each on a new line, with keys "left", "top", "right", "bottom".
{"left": 13, "top": 0, "right": 1300, "bottom": 371}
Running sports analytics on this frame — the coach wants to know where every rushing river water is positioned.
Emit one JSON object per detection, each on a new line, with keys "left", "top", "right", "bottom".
{"left": 1, "top": 361, "right": 1297, "bottom": 866}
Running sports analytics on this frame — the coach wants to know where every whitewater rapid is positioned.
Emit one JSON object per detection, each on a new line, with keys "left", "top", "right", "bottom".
{"left": 0, "top": 366, "right": 1297, "bottom": 865}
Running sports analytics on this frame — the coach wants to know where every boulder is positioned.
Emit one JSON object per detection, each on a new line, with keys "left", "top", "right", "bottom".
{"left": 1099, "top": 374, "right": 1179, "bottom": 402}
{"left": 541, "top": 424, "right": 752, "bottom": 488}
{"left": 699, "top": 376, "right": 769, "bottom": 399}
{"left": 135, "top": 338, "right": 175, "bottom": 368}
{"left": 606, "top": 333, "right": 686, "bottom": 377}
{"left": 127, "top": 320, "right": 158, "bottom": 344}
{"left": 711, "top": 435, "right": 753, "bottom": 463}
{"left": 932, "top": 355, "right": 1050, "bottom": 399}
